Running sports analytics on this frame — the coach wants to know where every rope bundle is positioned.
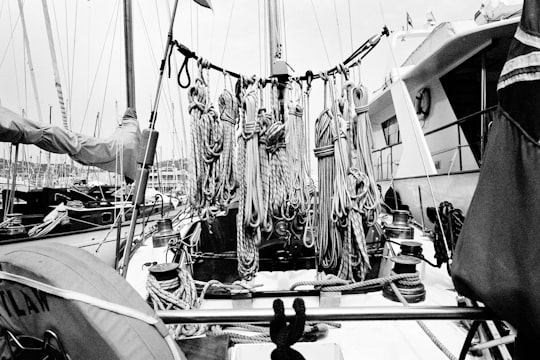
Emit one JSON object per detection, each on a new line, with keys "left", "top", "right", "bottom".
{"left": 286, "top": 102, "right": 310, "bottom": 215}
{"left": 267, "top": 121, "right": 290, "bottom": 219}
{"left": 313, "top": 74, "right": 380, "bottom": 281}
{"left": 314, "top": 109, "right": 338, "bottom": 269}
{"left": 146, "top": 268, "right": 205, "bottom": 338}
{"left": 237, "top": 85, "right": 262, "bottom": 279}
{"left": 188, "top": 78, "right": 223, "bottom": 220}
{"left": 216, "top": 89, "right": 239, "bottom": 208}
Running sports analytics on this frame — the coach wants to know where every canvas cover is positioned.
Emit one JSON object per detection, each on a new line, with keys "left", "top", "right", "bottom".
{"left": 0, "top": 243, "right": 181, "bottom": 359}
{"left": 0, "top": 106, "right": 140, "bottom": 182}
{"left": 452, "top": 0, "right": 540, "bottom": 355}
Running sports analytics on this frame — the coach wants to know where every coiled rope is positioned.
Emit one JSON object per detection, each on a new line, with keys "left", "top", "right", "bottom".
{"left": 258, "top": 109, "right": 272, "bottom": 232}
{"left": 28, "top": 206, "right": 69, "bottom": 237}
{"left": 314, "top": 106, "right": 337, "bottom": 270}
{"left": 187, "top": 64, "right": 225, "bottom": 221}
{"left": 146, "top": 267, "right": 257, "bottom": 339}
{"left": 237, "top": 84, "right": 262, "bottom": 279}
{"left": 216, "top": 89, "right": 239, "bottom": 208}
{"left": 351, "top": 82, "right": 381, "bottom": 224}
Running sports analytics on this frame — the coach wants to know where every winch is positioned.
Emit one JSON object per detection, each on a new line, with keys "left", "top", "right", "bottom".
{"left": 382, "top": 241, "right": 426, "bottom": 303}
{"left": 383, "top": 210, "right": 413, "bottom": 240}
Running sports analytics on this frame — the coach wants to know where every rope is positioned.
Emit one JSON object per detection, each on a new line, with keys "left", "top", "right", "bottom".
{"left": 433, "top": 201, "right": 465, "bottom": 267}
{"left": 289, "top": 272, "right": 420, "bottom": 292}
{"left": 216, "top": 89, "right": 239, "bottom": 207}
{"left": 237, "top": 84, "right": 261, "bottom": 280}
{"left": 267, "top": 122, "right": 290, "bottom": 220}
{"left": 188, "top": 77, "right": 223, "bottom": 221}
{"left": 146, "top": 267, "right": 204, "bottom": 338}
{"left": 390, "top": 282, "right": 457, "bottom": 360}
{"left": 28, "top": 208, "right": 68, "bottom": 237}
{"left": 314, "top": 109, "right": 337, "bottom": 270}
{"left": 258, "top": 110, "right": 272, "bottom": 232}
{"left": 329, "top": 76, "right": 353, "bottom": 280}
{"left": 286, "top": 83, "right": 314, "bottom": 249}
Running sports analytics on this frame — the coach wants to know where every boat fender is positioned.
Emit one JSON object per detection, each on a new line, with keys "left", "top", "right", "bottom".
{"left": 415, "top": 87, "right": 431, "bottom": 120}
{"left": 0, "top": 243, "right": 186, "bottom": 360}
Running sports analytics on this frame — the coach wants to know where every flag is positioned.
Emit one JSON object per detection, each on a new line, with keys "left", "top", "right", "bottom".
{"left": 406, "top": 12, "right": 413, "bottom": 30}
{"left": 426, "top": 11, "right": 436, "bottom": 26}
{"left": 194, "top": 0, "right": 212, "bottom": 10}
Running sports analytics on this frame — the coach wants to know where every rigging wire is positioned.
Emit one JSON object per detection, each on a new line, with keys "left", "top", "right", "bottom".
{"left": 165, "top": 0, "right": 188, "bottom": 160}
{"left": 347, "top": 0, "right": 354, "bottom": 55}
{"left": 7, "top": 1, "right": 22, "bottom": 110}
{"left": 151, "top": 0, "right": 177, "bottom": 135}
{"left": 68, "top": 0, "right": 79, "bottom": 123}
{"left": 51, "top": 1, "right": 69, "bottom": 110}
{"left": 280, "top": 0, "right": 288, "bottom": 64}
{"left": 258, "top": 0, "right": 262, "bottom": 78}
{"left": 80, "top": 0, "right": 120, "bottom": 132}
{"left": 213, "top": 0, "right": 236, "bottom": 101}
{"left": 135, "top": 0, "right": 176, "bottom": 141}
{"left": 376, "top": 0, "right": 451, "bottom": 259}
{"left": 0, "top": 0, "right": 5, "bottom": 24}
{"left": 332, "top": 0, "right": 344, "bottom": 60}
{"left": 0, "top": 4, "right": 21, "bottom": 70}
{"left": 97, "top": 0, "right": 121, "bottom": 126}
{"left": 309, "top": 0, "right": 331, "bottom": 67}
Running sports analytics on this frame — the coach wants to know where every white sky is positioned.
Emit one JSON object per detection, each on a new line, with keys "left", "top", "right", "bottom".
{"left": 0, "top": 0, "right": 481, "bottom": 164}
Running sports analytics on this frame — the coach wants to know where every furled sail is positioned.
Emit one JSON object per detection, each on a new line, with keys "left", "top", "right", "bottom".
{"left": 0, "top": 105, "right": 140, "bottom": 182}
{"left": 452, "top": 0, "right": 540, "bottom": 356}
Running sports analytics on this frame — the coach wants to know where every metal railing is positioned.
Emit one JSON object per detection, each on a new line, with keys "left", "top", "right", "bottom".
{"left": 372, "top": 106, "right": 497, "bottom": 180}
{"left": 157, "top": 306, "right": 494, "bottom": 324}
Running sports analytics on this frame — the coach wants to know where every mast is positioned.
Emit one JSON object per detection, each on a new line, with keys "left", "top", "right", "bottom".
{"left": 17, "top": 0, "right": 44, "bottom": 124}
{"left": 123, "top": 0, "right": 136, "bottom": 109}
{"left": 41, "top": 0, "right": 70, "bottom": 131}
{"left": 266, "top": 0, "right": 288, "bottom": 78}
{"left": 116, "top": 0, "right": 137, "bottom": 270}
{"left": 267, "top": 0, "right": 289, "bottom": 121}
{"left": 120, "top": 0, "right": 182, "bottom": 277}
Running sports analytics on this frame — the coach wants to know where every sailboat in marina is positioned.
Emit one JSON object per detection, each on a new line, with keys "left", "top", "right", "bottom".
{"left": 0, "top": 0, "right": 179, "bottom": 266}
{"left": 0, "top": 0, "right": 536, "bottom": 359}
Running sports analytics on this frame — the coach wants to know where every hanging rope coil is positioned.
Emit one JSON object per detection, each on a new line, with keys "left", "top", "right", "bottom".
{"left": 258, "top": 110, "right": 273, "bottom": 233}
{"left": 267, "top": 121, "right": 290, "bottom": 220}
{"left": 216, "top": 89, "right": 239, "bottom": 208}
{"left": 237, "top": 85, "right": 262, "bottom": 280}
{"left": 286, "top": 100, "right": 311, "bottom": 218}
{"left": 188, "top": 77, "right": 224, "bottom": 221}
{"left": 351, "top": 83, "right": 381, "bottom": 225}
{"left": 314, "top": 109, "right": 338, "bottom": 270}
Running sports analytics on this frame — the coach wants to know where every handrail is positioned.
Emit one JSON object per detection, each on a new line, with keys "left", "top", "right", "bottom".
{"left": 371, "top": 106, "right": 498, "bottom": 154}
{"left": 423, "top": 105, "right": 497, "bottom": 137}
{"left": 157, "top": 306, "right": 495, "bottom": 324}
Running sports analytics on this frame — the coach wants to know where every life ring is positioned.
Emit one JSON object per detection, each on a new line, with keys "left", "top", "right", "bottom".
{"left": 0, "top": 243, "right": 186, "bottom": 360}
{"left": 415, "top": 87, "right": 431, "bottom": 120}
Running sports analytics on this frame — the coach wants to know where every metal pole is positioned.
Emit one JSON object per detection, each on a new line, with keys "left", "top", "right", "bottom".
{"left": 17, "top": 0, "right": 44, "bottom": 125}
{"left": 480, "top": 52, "right": 487, "bottom": 162}
{"left": 121, "top": 0, "right": 181, "bottom": 277}
{"left": 7, "top": 145, "right": 19, "bottom": 217}
{"left": 123, "top": 0, "right": 136, "bottom": 109}
{"left": 157, "top": 306, "right": 494, "bottom": 324}
{"left": 418, "top": 185, "right": 426, "bottom": 234}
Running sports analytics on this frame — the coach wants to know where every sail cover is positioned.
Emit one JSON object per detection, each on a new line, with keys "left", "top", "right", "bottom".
{"left": 0, "top": 106, "right": 140, "bottom": 182}
{"left": 452, "top": 0, "right": 540, "bottom": 355}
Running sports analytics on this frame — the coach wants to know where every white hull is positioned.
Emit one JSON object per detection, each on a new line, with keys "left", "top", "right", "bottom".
{"left": 379, "top": 170, "right": 479, "bottom": 228}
